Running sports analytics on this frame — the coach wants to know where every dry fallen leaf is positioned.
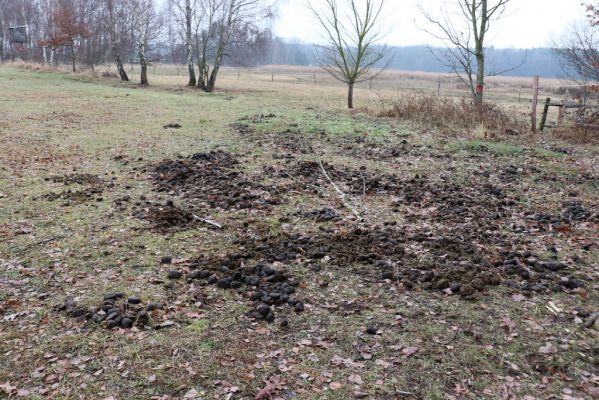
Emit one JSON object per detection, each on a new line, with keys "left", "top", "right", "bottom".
{"left": 329, "top": 382, "right": 342, "bottom": 390}
{"left": 511, "top": 294, "right": 527, "bottom": 302}
{"left": 0, "top": 382, "right": 16, "bottom": 395}
{"left": 183, "top": 389, "right": 200, "bottom": 399}
{"left": 539, "top": 344, "right": 556, "bottom": 354}
{"left": 402, "top": 346, "right": 419, "bottom": 357}
{"left": 348, "top": 373, "right": 364, "bottom": 385}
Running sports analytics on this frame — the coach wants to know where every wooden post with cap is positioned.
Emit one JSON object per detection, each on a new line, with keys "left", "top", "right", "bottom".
{"left": 531, "top": 75, "right": 539, "bottom": 133}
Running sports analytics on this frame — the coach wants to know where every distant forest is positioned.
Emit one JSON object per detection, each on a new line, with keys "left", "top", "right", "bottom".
{"left": 261, "top": 41, "right": 561, "bottom": 78}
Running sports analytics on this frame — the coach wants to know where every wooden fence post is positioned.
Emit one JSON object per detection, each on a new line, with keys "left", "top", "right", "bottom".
{"left": 540, "top": 97, "right": 551, "bottom": 132}
{"left": 437, "top": 80, "right": 441, "bottom": 97}
{"left": 531, "top": 75, "right": 539, "bottom": 133}
{"left": 271, "top": 72, "right": 274, "bottom": 82}
{"left": 557, "top": 101, "right": 566, "bottom": 127}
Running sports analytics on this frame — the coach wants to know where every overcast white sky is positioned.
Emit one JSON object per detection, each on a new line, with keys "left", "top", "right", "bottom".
{"left": 273, "top": 0, "right": 586, "bottom": 48}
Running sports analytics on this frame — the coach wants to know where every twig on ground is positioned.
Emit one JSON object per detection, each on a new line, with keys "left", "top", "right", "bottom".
{"left": 316, "top": 159, "right": 362, "bottom": 220}
{"left": 395, "top": 388, "right": 414, "bottom": 396}
{"left": 192, "top": 214, "right": 222, "bottom": 229}
{"left": 297, "top": 133, "right": 363, "bottom": 220}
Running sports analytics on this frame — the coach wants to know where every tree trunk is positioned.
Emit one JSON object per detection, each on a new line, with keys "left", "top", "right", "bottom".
{"left": 139, "top": 41, "right": 148, "bottom": 85}
{"left": 140, "top": 62, "right": 148, "bottom": 85}
{"left": 185, "top": 0, "right": 196, "bottom": 86}
{"left": 475, "top": 51, "right": 484, "bottom": 106}
{"left": 0, "top": 17, "right": 4, "bottom": 62}
{"left": 107, "top": 0, "right": 129, "bottom": 81}
{"left": 71, "top": 43, "right": 76, "bottom": 72}
{"left": 197, "top": 62, "right": 206, "bottom": 90}
{"left": 205, "top": 66, "right": 219, "bottom": 92}
{"left": 347, "top": 83, "right": 354, "bottom": 109}
{"left": 204, "top": 39, "right": 225, "bottom": 92}
{"left": 474, "top": 0, "right": 487, "bottom": 107}
{"left": 114, "top": 52, "right": 128, "bottom": 81}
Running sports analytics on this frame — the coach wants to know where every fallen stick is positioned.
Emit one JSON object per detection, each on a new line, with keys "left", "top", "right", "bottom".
{"left": 193, "top": 214, "right": 222, "bottom": 229}
{"left": 316, "top": 159, "right": 362, "bottom": 220}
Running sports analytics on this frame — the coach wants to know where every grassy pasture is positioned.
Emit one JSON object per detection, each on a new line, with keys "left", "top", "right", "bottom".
{"left": 0, "top": 65, "right": 597, "bottom": 400}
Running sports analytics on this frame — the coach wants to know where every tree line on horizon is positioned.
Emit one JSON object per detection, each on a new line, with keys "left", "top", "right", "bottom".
{"left": 0, "top": 0, "right": 596, "bottom": 107}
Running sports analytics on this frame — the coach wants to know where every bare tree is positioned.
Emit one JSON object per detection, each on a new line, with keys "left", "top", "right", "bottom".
{"left": 0, "top": 0, "right": 6, "bottom": 61}
{"left": 585, "top": 1, "right": 599, "bottom": 26}
{"left": 170, "top": 0, "right": 197, "bottom": 86}
{"left": 553, "top": 23, "right": 599, "bottom": 84}
{"left": 196, "top": 0, "right": 274, "bottom": 92}
{"left": 44, "top": 1, "right": 89, "bottom": 72}
{"left": 306, "top": 0, "right": 388, "bottom": 109}
{"left": 105, "top": 0, "right": 130, "bottom": 80}
{"left": 421, "top": 0, "right": 517, "bottom": 106}
{"left": 131, "top": 0, "right": 161, "bottom": 85}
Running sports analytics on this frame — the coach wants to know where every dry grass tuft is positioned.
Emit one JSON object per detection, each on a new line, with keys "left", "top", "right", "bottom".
{"left": 553, "top": 124, "right": 599, "bottom": 144}
{"left": 372, "top": 92, "right": 528, "bottom": 137}
{"left": 6, "top": 61, "right": 103, "bottom": 79}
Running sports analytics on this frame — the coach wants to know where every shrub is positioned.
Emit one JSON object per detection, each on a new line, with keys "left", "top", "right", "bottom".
{"left": 373, "top": 92, "right": 527, "bottom": 137}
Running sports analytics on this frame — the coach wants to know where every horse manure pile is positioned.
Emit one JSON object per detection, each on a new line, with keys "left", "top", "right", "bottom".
{"left": 301, "top": 207, "right": 342, "bottom": 222}
{"left": 266, "top": 160, "right": 401, "bottom": 196}
{"left": 230, "top": 122, "right": 256, "bottom": 135}
{"left": 527, "top": 200, "right": 596, "bottom": 228}
{"left": 132, "top": 200, "right": 196, "bottom": 231}
{"left": 44, "top": 187, "right": 104, "bottom": 204}
{"left": 59, "top": 293, "right": 169, "bottom": 330}
{"left": 388, "top": 174, "right": 519, "bottom": 224}
{"left": 150, "top": 151, "right": 280, "bottom": 210}
{"left": 43, "top": 173, "right": 107, "bottom": 204}
{"left": 48, "top": 173, "right": 104, "bottom": 186}
{"left": 226, "top": 223, "right": 589, "bottom": 299}
{"left": 166, "top": 261, "right": 304, "bottom": 324}
{"left": 499, "top": 250, "right": 587, "bottom": 294}
{"left": 562, "top": 201, "right": 595, "bottom": 221}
